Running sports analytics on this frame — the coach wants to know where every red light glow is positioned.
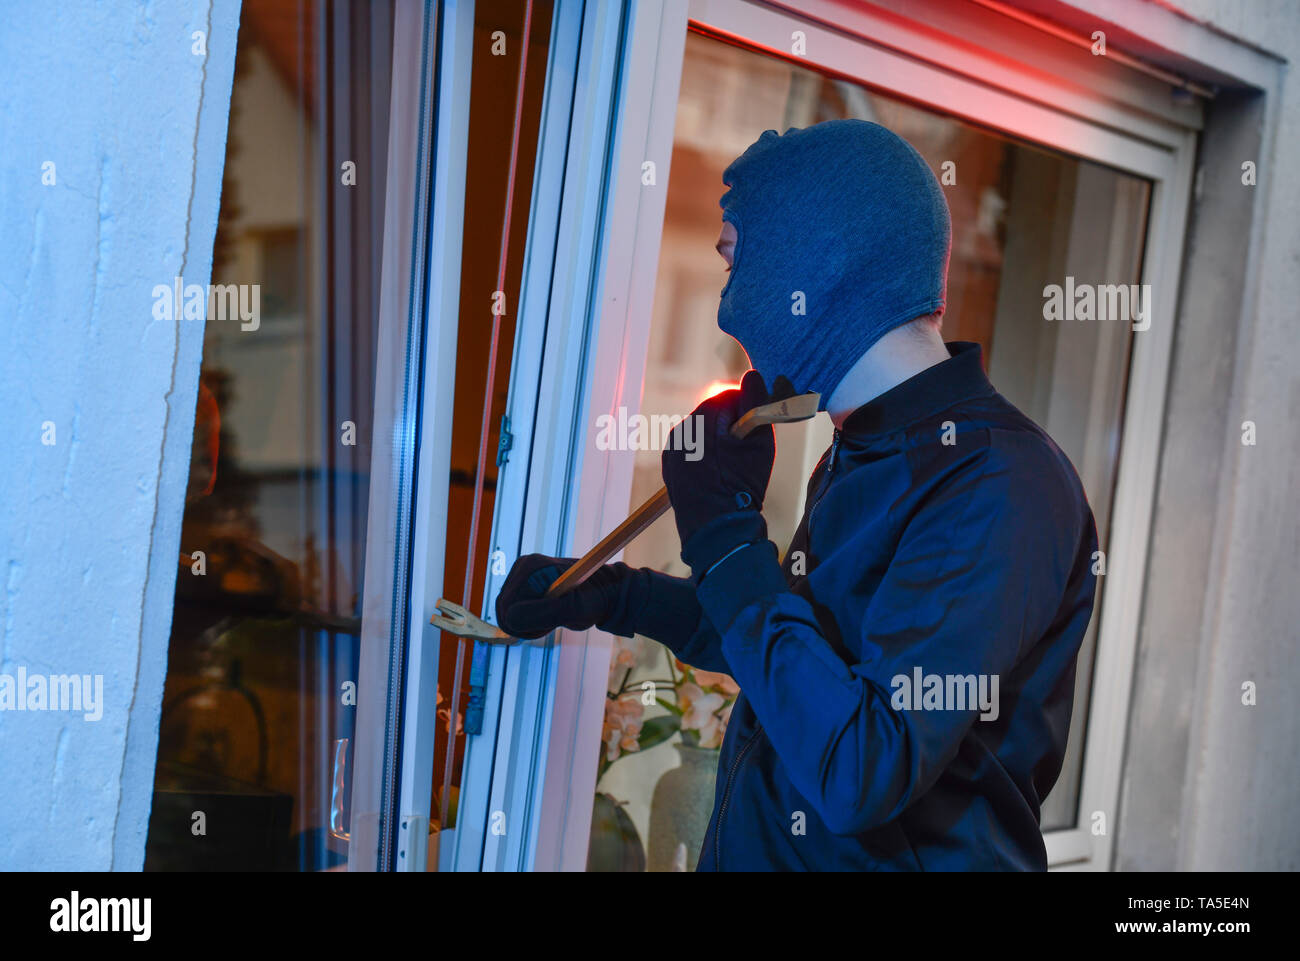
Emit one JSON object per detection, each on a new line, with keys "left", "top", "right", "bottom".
{"left": 698, "top": 380, "right": 741, "bottom": 405}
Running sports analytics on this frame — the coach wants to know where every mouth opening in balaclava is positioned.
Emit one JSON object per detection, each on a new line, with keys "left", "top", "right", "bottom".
{"left": 717, "top": 119, "right": 952, "bottom": 408}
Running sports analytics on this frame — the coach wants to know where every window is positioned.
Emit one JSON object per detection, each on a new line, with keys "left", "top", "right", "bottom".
{"left": 494, "top": 0, "right": 1199, "bottom": 872}
{"left": 145, "top": 0, "right": 393, "bottom": 871}
{"left": 427, "top": 0, "right": 555, "bottom": 868}
{"left": 147, "top": 0, "right": 559, "bottom": 874}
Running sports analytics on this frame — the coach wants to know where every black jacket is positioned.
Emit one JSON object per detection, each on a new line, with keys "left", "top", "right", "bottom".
{"left": 609, "top": 342, "right": 1098, "bottom": 870}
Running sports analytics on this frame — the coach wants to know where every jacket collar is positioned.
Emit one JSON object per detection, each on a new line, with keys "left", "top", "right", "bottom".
{"left": 838, "top": 341, "right": 994, "bottom": 439}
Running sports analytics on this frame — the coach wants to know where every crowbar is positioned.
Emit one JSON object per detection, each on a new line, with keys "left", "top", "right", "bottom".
{"left": 430, "top": 596, "right": 514, "bottom": 643}
{"left": 432, "top": 390, "right": 820, "bottom": 642}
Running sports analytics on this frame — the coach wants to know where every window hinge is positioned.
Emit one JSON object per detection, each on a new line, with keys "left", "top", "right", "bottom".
{"left": 396, "top": 815, "right": 429, "bottom": 872}
{"left": 495, "top": 414, "right": 513, "bottom": 466}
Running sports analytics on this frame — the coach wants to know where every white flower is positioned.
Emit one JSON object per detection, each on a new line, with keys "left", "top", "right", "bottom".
{"left": 602, "top": 697, "right": 644, "bottom": 762}
{"left": 678, "top": 681, "right": 726, "bottom": 747}
{"left": 690, "top": 667, "right": 739, "bottom": 697}
{"left": 608, "top": 635, "right": 640, "bottom": 686}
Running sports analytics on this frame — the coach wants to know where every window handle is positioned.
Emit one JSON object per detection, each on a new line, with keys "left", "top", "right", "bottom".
{"left": 329, "top": 737, "right": 350, "bottom": 842}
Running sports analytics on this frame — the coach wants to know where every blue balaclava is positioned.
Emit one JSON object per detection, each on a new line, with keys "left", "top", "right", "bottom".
{"left": 717, "top": 119, "right": 952, "bottom": 407}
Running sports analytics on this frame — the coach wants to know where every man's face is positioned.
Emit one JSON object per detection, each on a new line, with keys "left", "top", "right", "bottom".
{"left": 715, "top": 219, "right": 738, "bottom": 270}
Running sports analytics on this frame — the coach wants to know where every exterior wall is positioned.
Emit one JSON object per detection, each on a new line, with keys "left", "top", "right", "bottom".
{"left": 1114, "top": 0, "right": 1299, "bottom": 870}
{"left": 0, "top": 1, "right": 241, "bottom": 869}
{"left": 1169, "top": 0, "right": 1300, "bottom": 874}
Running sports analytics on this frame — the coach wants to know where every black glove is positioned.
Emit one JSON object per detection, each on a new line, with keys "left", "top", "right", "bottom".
{"left": 495, "top": 554, "right": 630, "bottom": 639}
{"left": 661, "top": 370, "right": 776, "bottom": 570}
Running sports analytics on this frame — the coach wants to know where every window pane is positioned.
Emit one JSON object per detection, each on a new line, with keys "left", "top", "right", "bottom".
{"left": 428, "top": 0, "right": 555, "bottom": 868}
{"left": 145, "top": 0, "right": 393, "bottom": 871}
{"left": 589, "top": 31, "right": 1149, "bottom": 869}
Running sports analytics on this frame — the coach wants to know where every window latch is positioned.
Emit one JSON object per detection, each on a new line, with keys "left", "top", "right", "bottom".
{"left": 495, "top": 414, "right": 513, "bottom": 467}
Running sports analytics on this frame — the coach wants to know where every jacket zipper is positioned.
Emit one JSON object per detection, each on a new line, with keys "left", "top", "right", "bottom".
{"left": 713, "top": 430, "right": 841, "bottom": 869}
{"left": 714, "top": 725, "right": 763, "bottom": 870}
{"left": 807, "top": 428, "right": 841, "bottom": 533}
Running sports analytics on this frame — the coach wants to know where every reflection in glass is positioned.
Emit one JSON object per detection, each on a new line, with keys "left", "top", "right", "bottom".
{"left": 145, "top": 0, "right": 392, "bottom": 872}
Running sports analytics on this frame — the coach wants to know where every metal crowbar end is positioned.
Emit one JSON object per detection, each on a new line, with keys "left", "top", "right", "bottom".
{"left": 431, "top": 598, "right": 516, "bottom": 643}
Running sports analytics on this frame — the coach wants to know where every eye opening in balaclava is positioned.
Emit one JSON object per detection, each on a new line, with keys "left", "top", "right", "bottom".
{"left": 717, "top": 119, "right": 952, "bottom": 409}
{"left": 719, "top": 208, "right": 744, "bottom": 301}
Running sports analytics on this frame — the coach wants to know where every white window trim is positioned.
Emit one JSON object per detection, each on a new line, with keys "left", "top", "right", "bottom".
{"left": 448, "top": 0, "right": 690, "bottom": 872}
{"left": 481, "top": 0, "right": 1199, "bottom": 872}
{"left": 349, "top": 0, "right": 455, "bottom": 873}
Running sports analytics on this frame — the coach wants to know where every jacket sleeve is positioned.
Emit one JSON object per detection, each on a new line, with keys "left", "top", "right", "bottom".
{"left": 597, "top": 565, "right": 732, "bottom": 675}
{"left": 694, "top": 433, "right": 1089, "bottom": 836}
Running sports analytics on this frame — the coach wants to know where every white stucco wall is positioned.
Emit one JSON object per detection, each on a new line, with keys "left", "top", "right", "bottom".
{"left": 1160, "top": 0, "right": 1300, "bottom": 871}
{"left": 1083, "top": 0, "right": 1300, "bottom": 871}
{"left": 0, "top": 1, "right": 240, "bottom": 869}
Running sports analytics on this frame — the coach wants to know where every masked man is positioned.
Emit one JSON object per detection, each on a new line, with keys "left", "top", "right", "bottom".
{"left": 497, "top": 119, "right": 1098, "bottom": 871}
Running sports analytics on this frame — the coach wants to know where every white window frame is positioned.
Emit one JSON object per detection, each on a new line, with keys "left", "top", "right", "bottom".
{"left": 446, "top": 0, "right": 677, "bottom": 872}
{"left": 466, "top": 0, "right": 1200, "bottom": 871}
{"left": 348, "top": 0, "right": 456, "bottom": 873}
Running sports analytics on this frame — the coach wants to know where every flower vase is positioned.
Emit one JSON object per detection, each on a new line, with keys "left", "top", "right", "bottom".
{"left": 587, "top": 792, "right": 646, "bottom": 872}
{"left": 647, "top": 743, "right": 719, "bottom": 872}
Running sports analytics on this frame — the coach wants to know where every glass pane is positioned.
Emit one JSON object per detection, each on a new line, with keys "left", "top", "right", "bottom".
{"left": 427, "top": 0, "right": 555, "bottom": 868}
{"left": 145, "top": 0, "right": 393, "bottom": 871}
{"left": 589, "top": 31, "right": 1150, "bottom": 869}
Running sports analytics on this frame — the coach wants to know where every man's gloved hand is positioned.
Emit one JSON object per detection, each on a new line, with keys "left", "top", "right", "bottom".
{"left": 661, "top": 369, "right": 776, "bottom": 577}
{"left": 495, "top": 554, "right": 628, "bottom": 639}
